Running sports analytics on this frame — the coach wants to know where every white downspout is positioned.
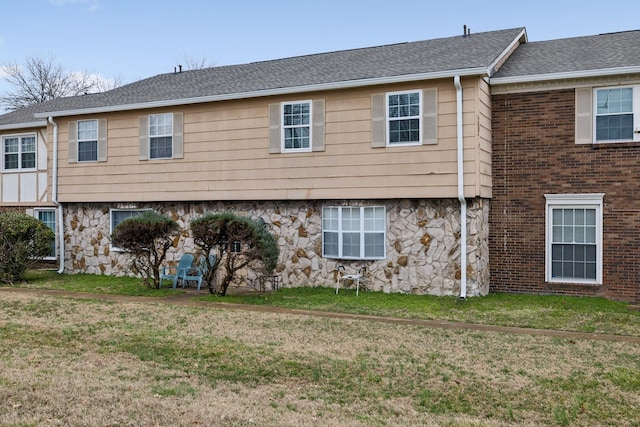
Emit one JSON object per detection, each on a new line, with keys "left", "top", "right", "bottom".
{"left": 48, "top": 116, "right": 64, "bottom": 274}
{"left": 454, "top": 76, "right": 467, "bottom": 299}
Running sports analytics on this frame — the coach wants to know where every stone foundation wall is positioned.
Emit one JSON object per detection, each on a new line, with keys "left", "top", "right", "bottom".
{"left": 62, "top": 198, "right": 490, "bottom": 296}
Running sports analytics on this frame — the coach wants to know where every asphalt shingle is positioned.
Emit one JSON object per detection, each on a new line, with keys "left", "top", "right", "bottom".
{"left": 1, "top": 27, "right": 525, "bottom": 126}
{"left": 493, "top": 30, "right": 640, "bottom": 79}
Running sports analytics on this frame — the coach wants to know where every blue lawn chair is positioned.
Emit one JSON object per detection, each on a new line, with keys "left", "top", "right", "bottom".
{"left": 159, "top": 254, "right": 194, "bottom": 289}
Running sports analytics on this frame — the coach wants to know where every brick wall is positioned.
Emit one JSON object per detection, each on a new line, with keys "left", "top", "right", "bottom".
{"left": 490, "top": 89, "right": 640, "bottom": 303}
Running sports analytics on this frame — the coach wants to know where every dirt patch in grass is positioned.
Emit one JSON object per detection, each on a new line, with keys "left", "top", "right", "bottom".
{"left": 0, "top": 291, "right": 639, "bottom": 426}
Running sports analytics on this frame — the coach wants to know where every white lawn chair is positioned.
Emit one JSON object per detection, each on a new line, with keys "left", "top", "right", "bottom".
{"left": 336, "top": 265, "right": 367, "bottom": 296}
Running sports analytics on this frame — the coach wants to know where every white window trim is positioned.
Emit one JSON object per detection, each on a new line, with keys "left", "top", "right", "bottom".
{"left": 77, "top": 119, "right": 98, "bottom": 163}
{"left": 109, "top": 208, "right": 151, "bottom": 251}
{"left": 386, "top": 89, "right": 422, "bottom": 146}
{"left": 593, "top": 85, "right": 640, "bottom": 144}
{"left": 149, "top": 113, "right": 173, "bottom": 160}
{"left": 281, "top": 100, "right": 312, "bottom": 153}
{"left": 34, "top": 208, "right": 57, "bottom": 260}
{"left": 544, "top": 193, "right": 604, "bottom": 285}
{"left": 322, "top": 206, "right": 386, "bottom": 260}
{"left": 2, "top": 133, "right": 37, "bottom": 172}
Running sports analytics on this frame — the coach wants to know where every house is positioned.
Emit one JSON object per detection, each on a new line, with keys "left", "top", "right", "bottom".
{"left": 489, "top": 30, "right": 640, "bottom": 303}
{"left": 1, "top": 27, "right": 639, "bottom": 302}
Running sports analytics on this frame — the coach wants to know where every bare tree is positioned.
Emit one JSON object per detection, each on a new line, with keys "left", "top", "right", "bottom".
{"left": 0, "top": 55, "right": 121, "bottom": 111}
{"left": 179, "top": 53, "right": 216, "bottom": 71}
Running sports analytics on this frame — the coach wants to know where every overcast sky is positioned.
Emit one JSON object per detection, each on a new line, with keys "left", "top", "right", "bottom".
{"left": 1, "top": 0, "right": 639, "bottom": 91}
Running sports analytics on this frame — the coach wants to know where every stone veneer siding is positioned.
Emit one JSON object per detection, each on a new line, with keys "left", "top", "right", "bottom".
{"left": 62, "top": 198, "right": 489, "bottom": 296}
{"left": 491, "top": 89, "right": 640, "bottom": 303}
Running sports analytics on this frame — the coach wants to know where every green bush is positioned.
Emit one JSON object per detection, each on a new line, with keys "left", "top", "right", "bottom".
{"left": 190, "top": 212, "right": 279, "bottom": 295}
{"left": 0, "top": 212, "right": 55, "bottom": 284}
{"left": 111, "top": 211, "right": 179, "bottom": 288}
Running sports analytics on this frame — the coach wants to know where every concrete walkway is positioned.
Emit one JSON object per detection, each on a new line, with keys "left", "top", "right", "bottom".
{"left": 2, "top": 287, "right": 639, "bottom": 344}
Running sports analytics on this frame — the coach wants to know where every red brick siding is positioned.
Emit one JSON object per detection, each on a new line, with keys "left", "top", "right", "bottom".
{"left": 490, "top": 89, "right": 640, "bottom": 303}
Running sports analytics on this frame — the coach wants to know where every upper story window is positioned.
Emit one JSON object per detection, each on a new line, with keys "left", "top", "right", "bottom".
{"left": 2, "top": 134, "right": 36, "bottom": 171}
{"left": 322, "top": 206, "right": 386, "bottom": 260}
{"left": 78, "top": 119, "right": 98, "bottom": 162}
{"left": 282, "top": 101, "right": 312, "bottom": 152}
{"left": 149, "top": 113, "right": 174, "bottom": 159}
{"left": 371, "top": 89, "right": 437, "bottom": 148}
{"left": 68, "top": 119, "right": 107, "bottom": 163}
{"left": 595, "top": 87, "right": 637, "bottom": 142}
{"left": 138, "top": 112, "right": 183, "bottom": 161}
{"left": 387, "top": 90, "right": 421, "bottom": 145}
{"left": 268, "top": 100, "right": 325, "bottom": 154}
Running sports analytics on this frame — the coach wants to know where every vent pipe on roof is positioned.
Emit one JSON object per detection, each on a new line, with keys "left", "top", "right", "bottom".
{"left": 463, "top": 25, "right": 471, "bottom": 37}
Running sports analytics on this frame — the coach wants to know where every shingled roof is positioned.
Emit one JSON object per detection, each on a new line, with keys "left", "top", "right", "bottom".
{"left": 1, "top": 27, "right": 525, "bottom": 127}
{"left": 492, "top": 29, "right": 640, "bottom": 82}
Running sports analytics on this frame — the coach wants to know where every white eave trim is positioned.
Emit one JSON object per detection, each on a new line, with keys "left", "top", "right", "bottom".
{"left": 490, "top": 66, "right": 640, "bottom": 85}
{"left": 0, "top": 120, "right": 48, "bottom": 130}
{"left": 34, "top": 67, "right": 489, "bottom": 119}
{"left": 487, "top": 28, "right": 528, "bottom": 76}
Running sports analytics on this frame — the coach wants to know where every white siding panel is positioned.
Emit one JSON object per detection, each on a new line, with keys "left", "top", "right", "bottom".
{"left": 37, "top": 133, "right": 48, "bottom": 170}
{"left": 2, "top": 174, "right": 19, "bottom": 202}
{"left": 20, "top": 173, "right": 37, "bottom": 201}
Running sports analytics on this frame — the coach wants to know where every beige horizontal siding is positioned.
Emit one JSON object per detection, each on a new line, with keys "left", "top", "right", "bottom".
{"left": 53, "top": 78, "right": 491, "bottom": 203}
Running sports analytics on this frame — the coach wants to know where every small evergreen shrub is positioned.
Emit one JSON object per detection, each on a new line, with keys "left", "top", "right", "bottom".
{"left": 111, "top": 211, "right": 179, "bottom": 288}
{"left": 0, "top": 212, "right": 55, "bottom": 284}
{"left": 190, "top": 212, "right": 279, "bottom": 295}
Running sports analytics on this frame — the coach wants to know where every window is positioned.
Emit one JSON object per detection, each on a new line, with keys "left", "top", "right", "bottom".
{"left": 2, "top": 134, "right": 36, "bottom": 171}
{"left": 36, "top": 209, "right": 56, "bottom": 259}
{"left": 282, "top": 101, "right": 311, "bottom": 151}
{"left": 78, "top": 119, "right": 98, "bottom": 162}
{"left": 322, "top": 206, "right": 386, "bottom": 260}
{"left": 110, "top": 209, "right": 150, "bottom": 249}
{"left": 387, "top": 90, "right": 421, "bottom": 145}
{"left": 268, "top": 100, "right": 324, "bottom": 154}
{"left": 545, "top": 194, "right": 603, "bottom": 284}
{"left": 149, "top": 113, "right": 173, "bottom": 159}
{"left": 593, "top": 86, "right": 640, "bottom": 143}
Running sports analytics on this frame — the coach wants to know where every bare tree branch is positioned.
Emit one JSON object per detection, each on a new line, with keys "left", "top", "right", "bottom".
{"left": 179, "top": 53, "right": 216, "bottom": 71}
{"left": 0, "top": 55, "right": 121, "bottom": 111}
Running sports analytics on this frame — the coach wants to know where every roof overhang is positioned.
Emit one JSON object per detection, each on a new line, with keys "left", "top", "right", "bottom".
{"left": 0, "top": 120, "right": 48, "bottom": 131}
{"left": 490, "top": 66, "right": 640, "bottom": 85}
{"left": 34, "top": 67, "right": 490, "bottom": 119}
{"left": 486, "top": 28, "right": 528, "bottom": 76}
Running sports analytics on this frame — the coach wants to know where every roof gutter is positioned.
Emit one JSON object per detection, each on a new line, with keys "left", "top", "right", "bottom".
{"left": 490, "top": 65, "right": 640, "bottom": 85}
{"left": 34, "top": 67, "right": 490, "bottom": 119}
{"left": 0, "top": 120, "right": 48, "bottom": 131}
{"left": 454, "top": 76, "right": 467, "bottom": 300}
{"left": 48, "top": 116, "right": 65, "bottom": 275}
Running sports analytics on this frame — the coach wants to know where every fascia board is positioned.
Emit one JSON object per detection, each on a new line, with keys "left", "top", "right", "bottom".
{"left": 490, "top": 66, "right": 640, "bottom": 85}
{"left": 34, "top": 68, "right": 488, "bottom": 119}
{"left": 0, "top": 121, "right": 48, "bottom": 130}
{"left": 487, "top": 28, "right": 528, "bottom": 76}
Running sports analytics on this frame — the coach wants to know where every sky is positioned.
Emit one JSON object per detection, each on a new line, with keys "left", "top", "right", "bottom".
{"left": 1, "top": 0, "right": 639, "bottom": 101}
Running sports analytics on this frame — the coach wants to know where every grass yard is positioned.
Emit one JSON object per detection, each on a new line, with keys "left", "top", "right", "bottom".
{"left": 20, "top": 269, "right": 640, "bottom": 337}
{"left": 0, "top": 270, "right": 638, "bottom": 426}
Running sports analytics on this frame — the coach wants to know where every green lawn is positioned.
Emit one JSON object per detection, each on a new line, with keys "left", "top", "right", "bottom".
{"left": 16, "top": 269, "right": 640, "bottom": 336}
{"left": 2, "top": 270, "right": 639, "bottom": 426}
